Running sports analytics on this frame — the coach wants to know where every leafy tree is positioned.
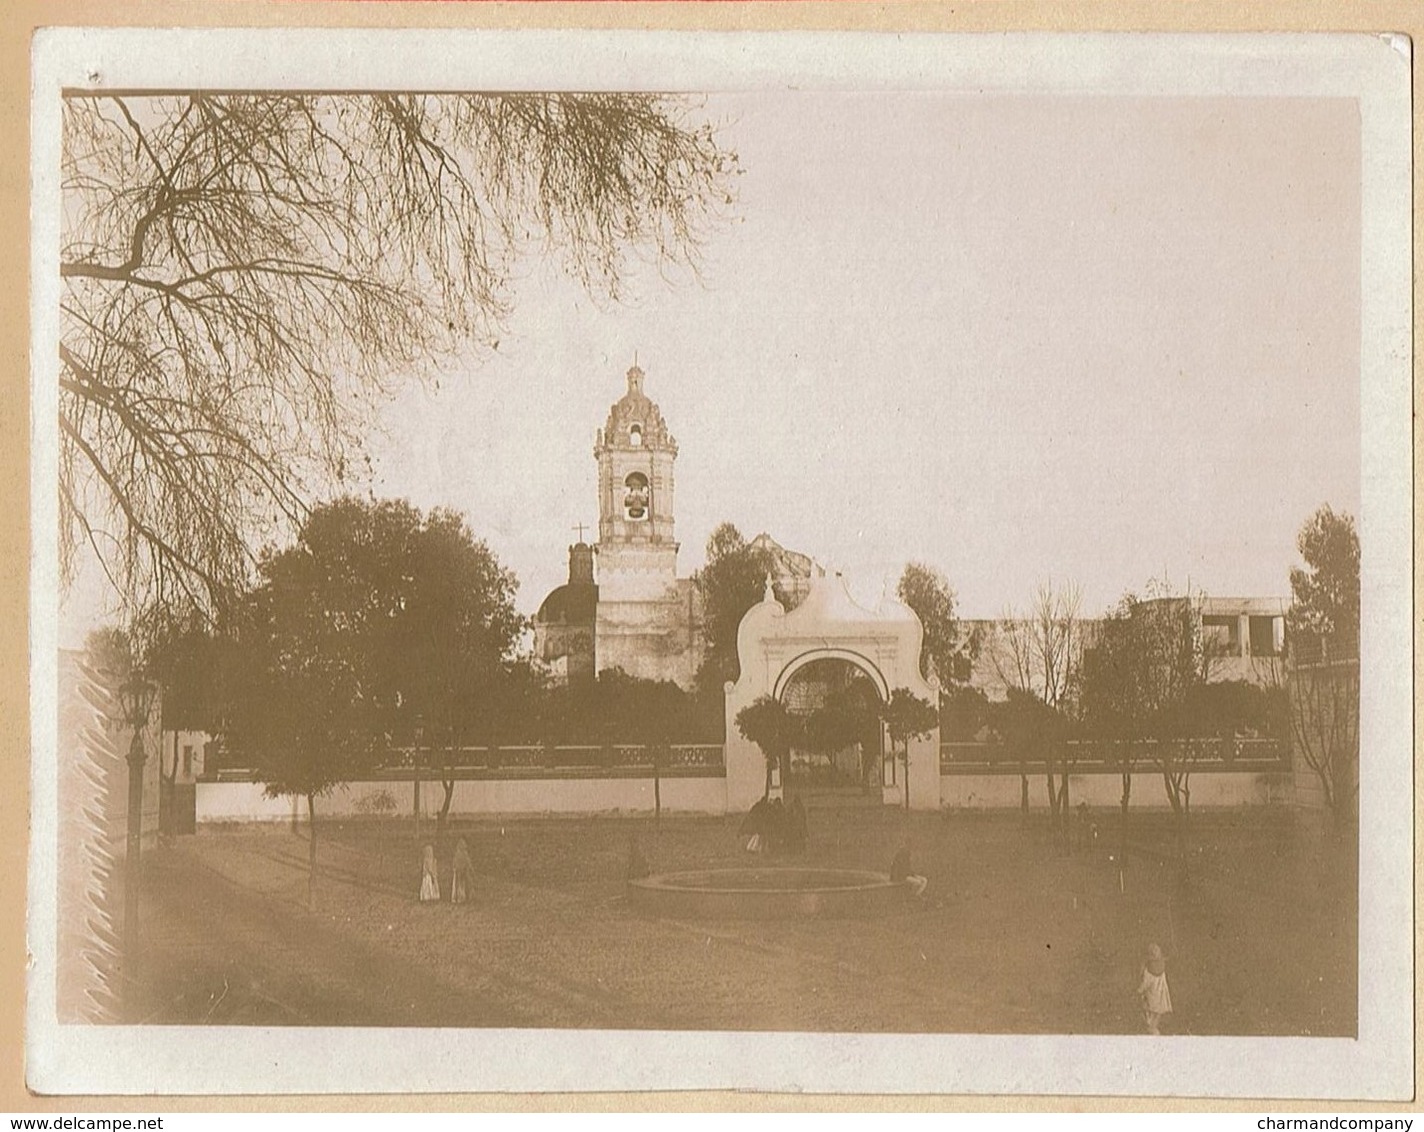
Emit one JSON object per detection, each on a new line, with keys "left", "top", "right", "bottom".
{"left": 1285, "top": 506, "right": 1360, "bottom": 825}
{"left": 539, "top": 669, "right": 707, "bottom": 746}
{"left": 990, "top": 687, "right": 1076, "bottom": 827}
{"left": 939, "top": 685, "right": 992, "bottom": 742}
{"left": 1288, "top": 506, "right": 1360, "bottom": 643}
{"left": 1079, "top": 582, "right": 1209, "bottom": 862}
{"left": 797, "top": 679, "right": 882, "bottom": 788}
{"left": 82, "top": 625, "right": 135, "bottom": 685}
{"left": 60, "top": 92, "right": 738, "bottom": 624}
{"left": 222, "top": 496, "right": 523, "bottom": 899}
{"left": 225, "top": 580, "right": 382, "bottom": 908}
{"left": 144, "top": 612, "right": 224, "bottom": 733}
{"left": 735, "top": 695, "right": 802, "bottom": 800}
{"left": 990, "top": 580, "right": 1083, "bottom": 826}
{"left": 880, "top": 688, "right": 939, "bottom": 812}
{"left": 693, "top": 523, "right": 777, "bottom": 688}
{"left": 141, "top": 611, "right": 234, "bottom": 830}
{"left": 1172, "top": 681, "right": 1289, "bottom": 743}
{"left": 1079, "top": 600, "right": 1141, "bottom": 871}
{"left": 897, "top": 562, "right": 976, "bottom": 685}
{"left": 473, "top": 660, "right": 549, "bottom": 747}
{"left": 386, "top": 508, "right": 525, "bottom": 848}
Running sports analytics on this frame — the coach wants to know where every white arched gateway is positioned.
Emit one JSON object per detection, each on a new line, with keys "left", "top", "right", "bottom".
{"left": 724, "top": 574, "right": 941, "bottom": 812}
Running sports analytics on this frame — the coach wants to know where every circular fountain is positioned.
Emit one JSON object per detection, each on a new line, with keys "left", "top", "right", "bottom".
{"left": 628, "top": 867, "right": 908, "bottom": 919}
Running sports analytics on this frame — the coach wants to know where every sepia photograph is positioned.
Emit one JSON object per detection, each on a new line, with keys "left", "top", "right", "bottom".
{"left": 25, "top": 27, "right": 1413, "bottom": 1098}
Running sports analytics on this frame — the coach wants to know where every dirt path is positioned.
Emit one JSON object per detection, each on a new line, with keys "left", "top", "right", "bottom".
{"left": 127, "top": 809, "right": 1356, "bottom": 1034}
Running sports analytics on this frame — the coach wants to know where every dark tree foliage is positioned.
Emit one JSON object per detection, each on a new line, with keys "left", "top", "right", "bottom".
{"left": 799, "top": 682, "right": 881, "bottom": 760}
{"left": 880, "top": 687, "right": 939, "bottom": 812}
{"left": 1288, "top": 505, "right": 1360, "bottom": 643}
{"left": 1079, "top": 589, "right": 1203, "bottom": 745}
{"left": 1079, "top": 584, "right": 1210, "bottom": 852}
{"left": 384, "top": 507, "right": 526, "bottom": 745}
{"left": 693, "top": 523, "right": 779, "bottom": 689}
{"left": 897, "top": 562, "right": 976, "bottom": 685}
{"left": 82, "top": 625, "right": 135, "bottom": 685}
{"left": 1172, "top": 680, "right": 1289, "bottom": 742}
{"left": 221, "top": 496, "right": 523, "bottom": 898}
{"left": 60, "top": 92, "right": 738, "bottom": 624}
{"left": 1285, "top": 505, "right": 1360, "bottom": 826}
{"left": 991, "top": 687, "right": 1074, "bottom": 755}
{"left": 537, "top": 669, "right": 720, "bottom": 747}
{"left": 989, "top": 687, "right": 1077, "bottom": 827}
{"left": 940, "top": 685, "right": 993, "bottom": 741}
{"left": 143, "top": 611, "right": 231, "bottom": 733}
{"left": 735, "top": 694, "right": 801, "bottom": 799}
{"left": 473, "top": 661, "right": 549, "bottom": 747}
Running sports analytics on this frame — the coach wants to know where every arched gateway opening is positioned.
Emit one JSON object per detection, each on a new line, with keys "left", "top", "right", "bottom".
{"left": 723, "top": 573, "right": 941, "bottom": 812}
{"left": 779, "top": 656, "right": 885, "bottom": 796}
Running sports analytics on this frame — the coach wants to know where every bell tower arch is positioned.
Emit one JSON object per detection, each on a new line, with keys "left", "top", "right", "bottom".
{"left": 593, "top": 362, "right": 680, "bottom": 602}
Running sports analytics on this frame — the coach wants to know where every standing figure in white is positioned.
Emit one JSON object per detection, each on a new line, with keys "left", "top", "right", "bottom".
{"left": 1138, "top": 942, "right": 1173, "bottom": 1035}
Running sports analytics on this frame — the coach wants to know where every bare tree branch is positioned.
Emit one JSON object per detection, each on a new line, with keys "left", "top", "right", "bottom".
{"left": 60, "top": 92, "right": 740, "bottom": 627}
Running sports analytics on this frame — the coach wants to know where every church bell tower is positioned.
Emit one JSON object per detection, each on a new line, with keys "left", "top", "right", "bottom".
{"left": 593, "top": 362, "right": 679, "bottom": 602}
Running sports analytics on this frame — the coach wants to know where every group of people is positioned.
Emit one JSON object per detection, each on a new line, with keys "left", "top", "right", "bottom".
{"left": 417, "top": 838, "right": 475, "bottom": 905}
{"left": 740, "top": 795, "right": 809, "bottom": 855}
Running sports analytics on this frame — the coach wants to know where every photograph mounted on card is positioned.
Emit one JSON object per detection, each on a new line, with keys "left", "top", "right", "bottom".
{"left": 25, "top": 26, "right": 1412, "bottom": 1098}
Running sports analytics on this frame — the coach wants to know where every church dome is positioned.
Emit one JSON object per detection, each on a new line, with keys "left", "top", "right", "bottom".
{"left": 535, "top": 582, "right": 597, "bottom": 627}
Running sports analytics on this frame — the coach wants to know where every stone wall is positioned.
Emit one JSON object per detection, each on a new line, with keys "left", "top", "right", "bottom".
{"left": 196, "top": 773, "right": 728, "bottom": 822}
{"left": 940, "top": 770, "right": 1291, "bottom": 810}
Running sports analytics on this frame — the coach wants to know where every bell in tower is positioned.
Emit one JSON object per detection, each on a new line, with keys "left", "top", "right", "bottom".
{"left": 592, "top": 360, "right": 681, "bottom": 602}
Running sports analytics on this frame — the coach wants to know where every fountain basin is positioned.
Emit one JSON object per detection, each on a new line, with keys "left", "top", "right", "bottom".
{"left": 628, "top": 867, "right": 908, "bottom": 919}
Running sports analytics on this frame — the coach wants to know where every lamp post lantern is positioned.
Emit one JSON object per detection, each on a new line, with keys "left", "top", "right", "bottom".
{"left": 118, "top": 672, "right": 156, "bottom": 960}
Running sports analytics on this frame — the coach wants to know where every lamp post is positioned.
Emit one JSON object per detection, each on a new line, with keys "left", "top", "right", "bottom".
{"left": 118, "top": 672, "right": 156, "bottom": 960}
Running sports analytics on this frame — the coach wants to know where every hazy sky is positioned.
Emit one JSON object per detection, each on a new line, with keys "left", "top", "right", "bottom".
{"left": 59, "top": 91, "right": 1362, "bottom": 641}
{"left": 366, "top": 92, "right": 1360, "bottom": 620}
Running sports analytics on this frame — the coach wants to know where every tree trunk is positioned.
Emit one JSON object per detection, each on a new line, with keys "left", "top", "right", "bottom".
{"left": 1161, "top": 764, "right": 1191, "bottom": 872}
{"left": 158, "top": 731, "right": 179, "bottom": 836}
{"left": 653, "top": 746, "right": 662, "bottom": 823}
{"left": 1163, "top": 769, "right": 1184, "bottom": 861}
{"left": 306, "top": 793, "right": 317, "bottom": 909}
{"left": 1044, "top": 751, "right": 1061, "bottom": 843}
{"left": 1118, "top": 767, "right": 1132, "bottom": 887}
{"left": 1020, "top": 770, "right": 1030, "bottom": 818}
{"left": 437, "top": 776, "right": 454, "bottom": 857}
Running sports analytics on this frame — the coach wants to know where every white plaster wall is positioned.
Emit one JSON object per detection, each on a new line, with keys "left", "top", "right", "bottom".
{"left": 939, "top": 771, "right": 1292, "bottom": 811}
{"left": 197, "top": 775, "right": 728, "bottom": 822}
{"left": 196, "top": 782, "right": 303, "bottom": 823}
{"left": 724, "top": 723, "right": 768, "bottom": 814}
{"left": 906, "top": 732, "right": 940, "bottom": 810}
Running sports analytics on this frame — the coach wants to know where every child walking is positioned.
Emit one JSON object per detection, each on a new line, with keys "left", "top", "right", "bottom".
{"left": 1137, "top": 942, "right": 1173, "bottom": 1035}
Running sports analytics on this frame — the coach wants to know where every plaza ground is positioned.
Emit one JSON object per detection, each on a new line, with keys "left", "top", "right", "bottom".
{"left": 129, "top": 798, "right": 1356, "bottom": 1035}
